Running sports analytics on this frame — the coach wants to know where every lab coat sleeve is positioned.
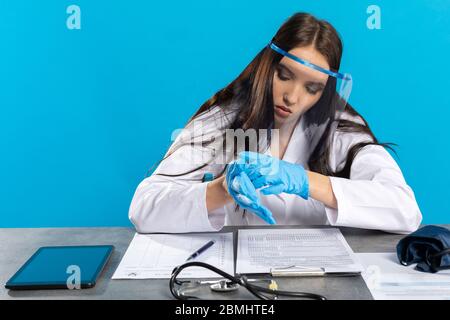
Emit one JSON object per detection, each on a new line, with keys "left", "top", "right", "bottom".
{"left": 129, "top": 174, "right": 224, "bottom": 233}
{"left": 324, "top": 131, "right": 423, "bottom": 234}
{"left": 128, "top": 107, "right": 230, "bottom": 233}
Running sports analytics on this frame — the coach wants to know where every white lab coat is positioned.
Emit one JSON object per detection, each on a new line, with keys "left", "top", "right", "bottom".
{"left": 129, "top": 106, "right": 422, "bottom": 234}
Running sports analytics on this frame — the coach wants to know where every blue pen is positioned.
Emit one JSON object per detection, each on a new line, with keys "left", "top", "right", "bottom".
{"left": 186, "top": 240, "right": 216, "bottom": 261}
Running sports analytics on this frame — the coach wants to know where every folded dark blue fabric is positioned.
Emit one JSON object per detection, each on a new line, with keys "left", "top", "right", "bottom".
{"left": 397, "top": 225, "right": 450, "bottom": 273}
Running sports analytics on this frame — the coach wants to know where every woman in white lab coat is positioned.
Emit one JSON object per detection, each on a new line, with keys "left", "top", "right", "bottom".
{"left": 129, "top": 12, "right": 422, "bottom": 234}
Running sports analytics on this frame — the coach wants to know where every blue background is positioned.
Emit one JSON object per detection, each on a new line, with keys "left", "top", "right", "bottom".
{"left": 1, "top": 1, "right": 449, "bottom": 227}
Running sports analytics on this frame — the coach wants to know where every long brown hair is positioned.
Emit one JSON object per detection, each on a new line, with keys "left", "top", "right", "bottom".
{"left": 154, "top": 12, "right": 395, "bottom": 179}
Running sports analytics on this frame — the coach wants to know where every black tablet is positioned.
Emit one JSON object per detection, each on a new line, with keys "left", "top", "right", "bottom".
{"left": 5, "top": 245, "right": 114, "bottom": 290}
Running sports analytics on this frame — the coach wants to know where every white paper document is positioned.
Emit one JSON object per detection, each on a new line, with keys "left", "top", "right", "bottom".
{"left": 358, "top": 252, "right": 450, "bottom": 300}
{"left": 236, "top": 228, "right": 363, "bottom": 274}
{"left": 112, "top": 233, "right": 234, "bottom": 279}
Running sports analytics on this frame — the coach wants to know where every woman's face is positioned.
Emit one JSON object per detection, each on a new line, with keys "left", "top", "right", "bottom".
{"left": 272, "top": 45, "right": 330, "bottom": 127}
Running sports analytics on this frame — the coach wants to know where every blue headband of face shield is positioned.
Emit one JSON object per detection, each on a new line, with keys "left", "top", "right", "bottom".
{"left": 268, "top": 42, "right": 352, "bottom": 81}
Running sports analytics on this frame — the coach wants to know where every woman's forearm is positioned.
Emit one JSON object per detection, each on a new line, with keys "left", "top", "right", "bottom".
{"left": 306, "top": 170, "right": 338, "bottom": 209}
{"left": 206, "top": 176, "right": 233, "bottom": 213}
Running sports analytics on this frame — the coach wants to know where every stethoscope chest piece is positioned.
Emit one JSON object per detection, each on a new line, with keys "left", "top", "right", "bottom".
{"left": 210, "top": 280, "right": 240, "bottom": 292}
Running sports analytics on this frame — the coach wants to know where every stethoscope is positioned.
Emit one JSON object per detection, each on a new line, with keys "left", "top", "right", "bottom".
{"left": 169, "top": 261, "right": 327, "bottom": 300}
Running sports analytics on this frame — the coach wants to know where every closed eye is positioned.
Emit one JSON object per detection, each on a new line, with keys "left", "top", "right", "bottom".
{"left": 276, "top": 67, "right": 291, "bottom": 81}
{"left": 277, "top": 63, "right": 327, "bottom": 93}
{"left": 276, "top": 64, "right": 295, "bottom": 81}
{"left": 277, "top": 72, "right": 290, "bottom": 81}
{"left": 305, "top": 82, "right": 325, "bottom": 95}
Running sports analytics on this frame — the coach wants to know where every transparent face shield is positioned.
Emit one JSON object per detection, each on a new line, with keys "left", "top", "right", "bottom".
{"left": 269, "top": 42, "right": 353, "bottom": 159}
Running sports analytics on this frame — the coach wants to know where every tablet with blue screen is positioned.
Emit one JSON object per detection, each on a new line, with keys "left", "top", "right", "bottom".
{"left": 5, "top": 245, "right": 114, "bottom": 290}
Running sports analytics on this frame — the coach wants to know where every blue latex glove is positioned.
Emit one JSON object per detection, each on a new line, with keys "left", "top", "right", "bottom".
{"left": 225, "top": 161, "right": 276, "bottom": 225}
{"left": 237, "top": 151, "right": 310, "bottom": 199}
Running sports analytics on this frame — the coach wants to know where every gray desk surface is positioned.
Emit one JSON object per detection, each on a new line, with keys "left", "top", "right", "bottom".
{"left": 0, "top": 225, "right": 432, "bottom": 300}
